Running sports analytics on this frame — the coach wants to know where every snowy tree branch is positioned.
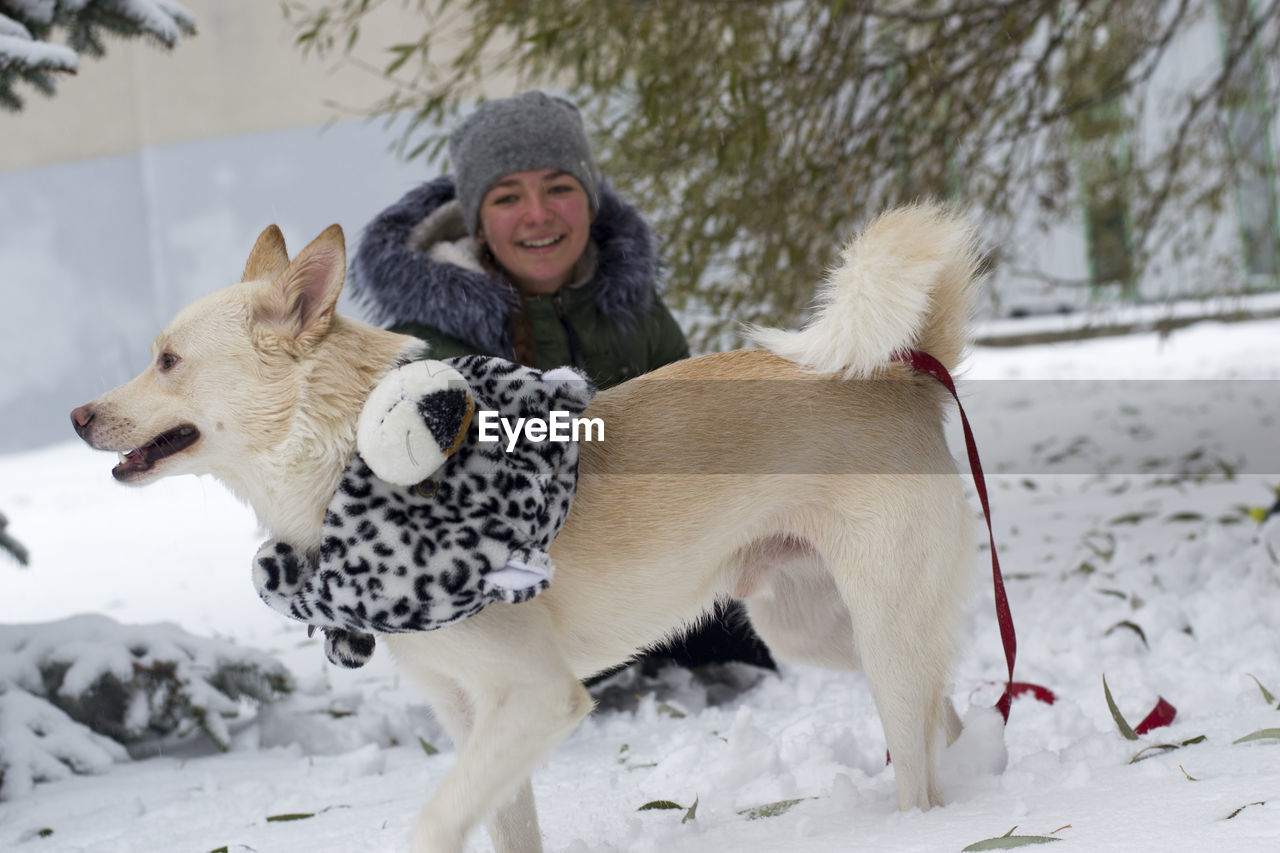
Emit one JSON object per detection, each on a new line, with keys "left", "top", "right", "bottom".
{"left": 0, "top": 0, "right": 196, "bottom": 110}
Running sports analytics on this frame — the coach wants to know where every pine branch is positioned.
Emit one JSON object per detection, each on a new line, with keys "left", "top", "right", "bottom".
{"left": 0, "top": 0, "right": 196, "bottom": 110}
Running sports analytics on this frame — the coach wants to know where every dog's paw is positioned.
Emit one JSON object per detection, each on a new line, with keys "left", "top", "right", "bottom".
{"left": 358, "top": 360, "right": 474, "bottom": 486}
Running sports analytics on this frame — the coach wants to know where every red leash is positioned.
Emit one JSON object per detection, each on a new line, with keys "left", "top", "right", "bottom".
{"left": 894, "top": 349, "right": 1055, "bottom": 722}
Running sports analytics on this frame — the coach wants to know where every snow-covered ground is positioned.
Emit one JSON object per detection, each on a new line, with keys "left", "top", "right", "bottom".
{"left": 3, "top": 317, "right": 1280, "bottom": 852}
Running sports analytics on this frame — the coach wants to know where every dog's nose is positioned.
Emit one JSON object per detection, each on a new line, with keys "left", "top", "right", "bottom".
{"left": 70, "top": 404, "right": 95, "bottom": 439}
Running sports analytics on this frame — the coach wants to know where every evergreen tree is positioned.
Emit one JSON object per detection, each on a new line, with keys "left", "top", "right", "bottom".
{"left": 286, "top": 0, "right": 1280, "bottom": 346}
{"left": 0, "top": 0, "right": 196, "bottom": 110}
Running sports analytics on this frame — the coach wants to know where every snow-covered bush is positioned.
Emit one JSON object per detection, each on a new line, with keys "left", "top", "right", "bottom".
{"left": 0, "top": 684, "right": 126, "bottom": 799}
{"left": 0, "top": 614, "right": 292, "bottom": 799}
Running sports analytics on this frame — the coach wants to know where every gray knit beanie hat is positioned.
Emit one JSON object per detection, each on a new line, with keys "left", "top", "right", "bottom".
{"left": 449, "top": 91, "right": 600, "bottom": 236}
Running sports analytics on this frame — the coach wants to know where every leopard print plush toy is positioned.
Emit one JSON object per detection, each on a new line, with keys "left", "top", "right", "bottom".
{"left": 252, "top": 356, "right": 594, "bottom": 668}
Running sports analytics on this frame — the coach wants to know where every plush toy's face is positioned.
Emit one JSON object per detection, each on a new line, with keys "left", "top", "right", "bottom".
{"left": 356, "top": 360, "right": 474, "bottom": 486}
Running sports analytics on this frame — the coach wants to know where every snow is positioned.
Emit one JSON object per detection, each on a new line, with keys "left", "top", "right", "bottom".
{"left": 102, "top": 0, "right": 196, "bottom": 47}
{"left": 5, "top": 2, "right": 57, "bottom": 28}
{"left": 0, "top": 14, "right": 34, "bottom": 39}
{"left": 3, "top": 317, "right": 1280, "bottom": 851}
{"left": 974, "top": 291, "right": 1280, "bottom": 345}
{"left": 0, "top": 31, "right": 78, "bottom": 71}
{"left": 129, "top": 1, "right": 187, "bottom": 43}
{"left": 0, "top": 688, "right": 126, "bottom": 800}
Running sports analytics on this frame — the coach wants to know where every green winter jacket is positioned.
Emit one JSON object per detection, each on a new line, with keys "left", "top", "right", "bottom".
{"left": 392, "top": 287, "right": 687, "bottom": 389}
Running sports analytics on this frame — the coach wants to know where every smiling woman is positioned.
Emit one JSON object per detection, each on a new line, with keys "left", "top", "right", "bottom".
{"left": 350, "top": 91, "right": 690, "bottom": 390}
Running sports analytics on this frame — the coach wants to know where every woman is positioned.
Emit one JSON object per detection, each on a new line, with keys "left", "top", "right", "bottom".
{"left": 350, "top": 90, "right": 773, "bottom": 673}
{"left": 351, "top": 90, "right": 687, "bottom": 388}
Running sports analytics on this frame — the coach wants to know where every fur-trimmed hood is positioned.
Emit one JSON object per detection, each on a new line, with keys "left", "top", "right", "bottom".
{"left": 350, "top": 176, "right": 660, "bottom": 356}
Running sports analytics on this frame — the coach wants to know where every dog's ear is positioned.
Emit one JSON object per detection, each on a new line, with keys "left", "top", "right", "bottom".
{"left": 254, "top": 224, "right": 345, "bottom": 349}
{"left": 243, "top": 225, "right": 290, "bottom": 282}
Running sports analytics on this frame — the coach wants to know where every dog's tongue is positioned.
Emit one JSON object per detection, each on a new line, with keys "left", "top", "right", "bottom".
{"left": 112, "top": 448, "right": 150, "bottom": 480}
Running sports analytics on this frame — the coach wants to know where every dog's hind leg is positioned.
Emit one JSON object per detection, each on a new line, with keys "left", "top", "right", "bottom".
{"left": 386, "top": 602, "right": 593, "bottom": 853}
{"left": 840, "top": 571, "right": 948, "bottom": 810}
{"left": 822, "top": 502, "right": 969, "bottom": 811}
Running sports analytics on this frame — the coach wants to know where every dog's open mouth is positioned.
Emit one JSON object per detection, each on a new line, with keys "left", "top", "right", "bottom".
{"left": 112, "top": 425, "right": 200, "bottom": 481}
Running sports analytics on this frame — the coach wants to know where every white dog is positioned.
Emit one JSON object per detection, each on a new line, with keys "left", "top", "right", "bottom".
{"left": 72, "top": 203, "right": 982, "bottom": 852}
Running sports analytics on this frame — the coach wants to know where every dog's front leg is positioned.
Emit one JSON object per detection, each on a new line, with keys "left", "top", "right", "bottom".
{"left": 393, "top": 662, "right": 545, "bottom": 853}
{"left": 388, "top": 603, "right": 593, "bottom": 853}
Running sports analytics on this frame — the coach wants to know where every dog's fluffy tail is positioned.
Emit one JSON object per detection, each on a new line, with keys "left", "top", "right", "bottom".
{"left": 745, "top": 202, "right": 981, "bottom": 377}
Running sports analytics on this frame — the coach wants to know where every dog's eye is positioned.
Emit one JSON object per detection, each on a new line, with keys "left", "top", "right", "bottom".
{"left": 158, "top": 352, "right": 181, "bottom": 372}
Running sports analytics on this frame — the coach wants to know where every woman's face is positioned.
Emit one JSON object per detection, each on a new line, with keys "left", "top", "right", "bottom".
{"left": 476, "top": 169, "right": 593, "bottom": 296}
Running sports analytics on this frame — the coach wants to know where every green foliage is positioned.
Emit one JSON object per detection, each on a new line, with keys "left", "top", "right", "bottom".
{"left": 1233, "top": 728, "right": 1280, "bottom": 744}
{"left": 737, "top": 797, "right": 812, "bottom": 820}
{"left": 1103, "top": 619, "right": 1149, "bottom": 648}
{"left": 963, "top": 828, "right": 1063, "bottom": 850}
{"left": 636, "top": 795, "right": 698, "bottom": 823}
{"left": 0, "top": 0, "right": 197, "bottom": 111}
{"left": 284, "top": 0, "right": 1280, "bottom": 348}
{"left": 0, "top": 512, "right": 28, "bottom": 566}
{"left": 1102, "top": 674, "right": 1140, "bottom": 741}
{"left": 1225, "top": 800, "right": 1267, "bottom": 819}
{"left": 1247, "top": 673, "right": 1277, "bottom": 706}
{"left": 1128, "top": 734, "right": 1205, "bottom": 764}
